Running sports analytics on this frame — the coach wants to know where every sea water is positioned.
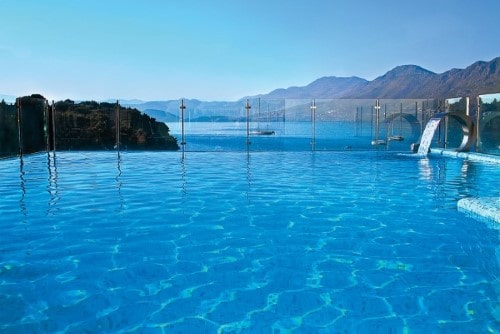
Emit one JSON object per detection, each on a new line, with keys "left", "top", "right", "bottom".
{"left": 169, "top": 121, "right": 418, "bottom": 152}
{"left": 0, "top": 151, "right": 498, "bottom": 333}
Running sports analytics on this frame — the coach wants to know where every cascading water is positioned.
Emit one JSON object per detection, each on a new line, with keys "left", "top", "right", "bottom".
{"left": 416, "top": 111, "right": 475, "bottom": 156}
{"left": 417, "top": 117, "right": 441, "bottom": 155}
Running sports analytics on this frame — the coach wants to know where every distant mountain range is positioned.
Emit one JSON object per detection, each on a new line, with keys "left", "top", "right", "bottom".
{"left": 254, "top": 57, "right": 500, "bottom": 99}
{"left": 117, "top": 57, "right": 500, "bottom": 122}
{"left": 2, "top": 57, "right": 499, "bottom": 123}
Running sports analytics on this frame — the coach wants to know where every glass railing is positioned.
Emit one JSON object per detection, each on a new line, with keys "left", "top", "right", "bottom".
{"left": 0, "top": 99, "right": 19, "bottom": 158}
{"left": 417, "top": 95, "right": 500, "bottom": 156}
{"left": 1, "top": 95, "right": 499, "bottom": 157}
{"left": 169, "top": 98, "right": 438, "bottom": 152}
{"left": 0, "top": 96, "right": 47, "bottom": 158}
{"left": 443, "top": 97, "right": 474, "bottom": 150}
{"left": 478, "top": 93, "right": 500, "bottom": 155}
{"left": 0, "top": 96, "right": 179, "bottom": 159}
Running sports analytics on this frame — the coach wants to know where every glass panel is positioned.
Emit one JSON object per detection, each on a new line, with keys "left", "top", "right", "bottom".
{"left": 53, "top": 100, "right": 179, "bottom": 151}
{"left": 18, "top": 95, "right": 47, "bottom": 155}
{"left": 2, "top": 96, "right": 497, "bottom": 155}
{"left": 169, "top": 98, "right": 439, "bottom": 152}
{"left": 53, "top": 100, "right": 117, "bottom": 150}
{"left": 444, "top": 97, "right": 469, "bottom": 150}
{"left": 0, "top": 99, "right": 19, "bottom": 158}
{"left": 478, "top": 93, "right": 500, "bottom": 155}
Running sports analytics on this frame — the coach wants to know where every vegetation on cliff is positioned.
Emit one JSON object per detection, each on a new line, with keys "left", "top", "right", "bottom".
{"left": 54, "top": 99, "right": 178, "bottom": 151}
{"left": 0, "top": 95, "right": 179, "bottom": 157}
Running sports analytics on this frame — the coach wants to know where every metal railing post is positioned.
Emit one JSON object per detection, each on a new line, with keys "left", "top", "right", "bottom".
{"left": 374, "top": 99, "right": 380, "bottom": 145}
{"left": 476, "top": 96, "right": 481, "bottom": 152}
{"left": 310, "top": 99, "right": 316, "bottom": 150}
{"left": 16, "top": 97, "right": 23, "bottom": 157}
{"left": 45, "top": 99, "right": 50, "bottom": 152}
{"left": 115, "top": 100, "right": 120, "bottom": 156}
{"left": 245, "top": 99, "right": 251, "bottom": 145}
{"left": 51, "top": 100, "right": 56, "bottom": 154}
{"left": 180, "top": 99, "right": 186, "bottom": 145}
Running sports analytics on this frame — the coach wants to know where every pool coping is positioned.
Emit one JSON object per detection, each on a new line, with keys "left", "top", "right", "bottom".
{"left": 429, "top": 148, "right": 500, "bottom": 225}
{"left": 457, "top": 197, "right": 500, "bottom": 225}
{"left": 429, "top": 148, "right": 500, "bottom": 164}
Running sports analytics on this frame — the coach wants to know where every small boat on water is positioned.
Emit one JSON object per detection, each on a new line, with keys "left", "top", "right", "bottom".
{"left": 387, "top": 112, "right": 405, "bottom": 142}
{"left": 371, "top": 139, "right": 387, "bottom": 146}
{"left": 250, "top": 130, "right": 275, "bottom": 136}
{"left": 388, "top": 135, "right": 404, "bottom": 141}
{"left": 251, "top": 98, "right": 275, "bottom": 136}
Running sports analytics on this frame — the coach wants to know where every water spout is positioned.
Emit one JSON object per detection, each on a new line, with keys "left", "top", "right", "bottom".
{"left": 417, "top": 112, "right": 475, "bottom": 156}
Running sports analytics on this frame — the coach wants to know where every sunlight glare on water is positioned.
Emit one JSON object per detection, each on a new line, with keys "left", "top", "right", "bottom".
{"left": 0, "top": 151, "right": 498, "bottom": 333}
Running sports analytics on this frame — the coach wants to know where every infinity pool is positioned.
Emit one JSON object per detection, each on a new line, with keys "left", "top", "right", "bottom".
{"left": 0, "top": 151, "right": 498, "bottom": 333}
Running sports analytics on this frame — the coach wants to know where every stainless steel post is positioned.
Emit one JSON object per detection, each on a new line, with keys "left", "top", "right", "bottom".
{"left": 245, "top": 99, "right": 251, "bottom": 145}
{"left": 310, "top": 99, "right": 316, "bottom": 150}
{"left": 16, "top": 98, "right": 23, "bottom": 157}
{"left": 180, "top": 99, "right": 186, "bottom": 145}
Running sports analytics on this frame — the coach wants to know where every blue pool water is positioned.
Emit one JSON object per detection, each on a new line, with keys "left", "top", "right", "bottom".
{"left": 0, "top": 151, "right": 498, "bottom": 333}
{"left": 169, "top": 121, "right": 416, "bottom": 152}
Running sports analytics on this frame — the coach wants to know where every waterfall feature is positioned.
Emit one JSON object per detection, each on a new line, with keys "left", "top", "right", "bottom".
{"left": 417, "top": 112, "right": 475, "bottom": 156}
{"left": 417, "top": 117, "right": 442, "bottom": 155}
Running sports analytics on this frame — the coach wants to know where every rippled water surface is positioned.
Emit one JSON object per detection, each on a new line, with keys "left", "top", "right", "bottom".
{"left": 0, "top": 151, "right": 498, "bottom": 333}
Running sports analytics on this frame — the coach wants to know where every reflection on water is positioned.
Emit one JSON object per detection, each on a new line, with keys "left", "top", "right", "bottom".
{"left": 453, "top": 160, "right": 478, "bottom": 200}
{"left": 418, "top": 156, "right": 480, "bottom": 208}
{"left": 180, "top": 149, "right": 187, "bottom": 197}
{"left": 116, "top": 153, "right": 124, "bottom": 213}
{"left": 46, "top": 152, "right": 59, "bottom": 216}
{"left": 246, "top": 148, "right": 252, "bottom": 203}
{"left": 170, "top": 121, "right": 419, "bottom": 152}
{"left": 418, "top": 157, "right": 432, "bottom": 180}
{"left": 19, "top": 156, "right": 26, "bottom": 221}
{"left": 1, "top": 151, "right": 498, "bottom": 333}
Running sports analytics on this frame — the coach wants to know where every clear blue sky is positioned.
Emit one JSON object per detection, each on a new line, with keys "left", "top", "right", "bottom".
{"left": 1, "top": 0, "right": 499, "bottom": 101}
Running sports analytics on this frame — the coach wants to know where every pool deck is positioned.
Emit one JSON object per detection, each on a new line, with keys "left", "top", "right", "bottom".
{"left": 430, "top": 149, "right": 500, "bottom": 225}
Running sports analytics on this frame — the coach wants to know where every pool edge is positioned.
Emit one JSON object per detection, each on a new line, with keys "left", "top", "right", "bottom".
{"left": 457, "top": 197, "right": 500, "bottom": 225}
{"left": 429, "top": 148, "right": 500, "bottom": 164}
{"left": 429, "top": 149, "right": 499, "bottom": 225}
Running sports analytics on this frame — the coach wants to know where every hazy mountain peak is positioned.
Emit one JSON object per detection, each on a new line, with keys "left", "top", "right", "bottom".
{"left": 379, "top": 65, "right": 437, "bottom": 79}
{"left": 2, "top": 57, "right": 499, "bottom": 118}
{"left": 260, "top": 76, "right": 368, "bottom": 99}
{"left": 258, "top": 57, "right": 500, "bottom": 99}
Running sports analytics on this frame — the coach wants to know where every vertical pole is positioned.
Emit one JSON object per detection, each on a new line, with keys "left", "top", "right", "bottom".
{"left": 282, "top": 99, "right": 286, "bottom": 136}
{"left": 384, "top": 103, "right": 387, "bottom": 141}
{"left": 245, "top": 99, "right": 251, "bottom": 145}
{"left": 283, "top": 99, "right": 286, "bottom": 123}
{"left": 437, "top": 124, "right": 442, "bottom": 146}
{"left": 444, "top": 116, "right": 448, "bottom": 149}
{"left": 115, "top": 100, "right": 120, "bottom": 155}
{"left": 422, "top": 101, "right": 426, "bottom": 128}
{"left": 360, "top": 106, "right": 363, "bottom": 136}
{"left": 258, "top": 97, "right": 261, "bottom": 131}
{"left": 310, "top": 99, "right": 316, "bottom": 150}
{"left": 400, "top": 102, "right": 403, "bottom": 134}
{"left": 476, "top": 96, "right": 481, "bottom": 152}
{"left": 355, "top": 107, "right": 359, "bottom": 137}
{"left": 437, "top": 100, "right": 442, "bottom": 146}
{"left": 374, "top": 99, "right": 380, "bottom": 144}
{"left": 370, "top": 105, "right": 374, "bottom": 139}
{"left": 45, "top": 100, "right": 50, "bottom": 152}
{"left": 51, "top": 100, "right": 56, "bottom": 154}
{"left": 465, "top": 96, "right": 470, "bottom": 116}
{"left": 180, "top": 99, "right": 186, "bottom": 145}
{"left": 16, "top": 97, "right": 23, "bottom": 157}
